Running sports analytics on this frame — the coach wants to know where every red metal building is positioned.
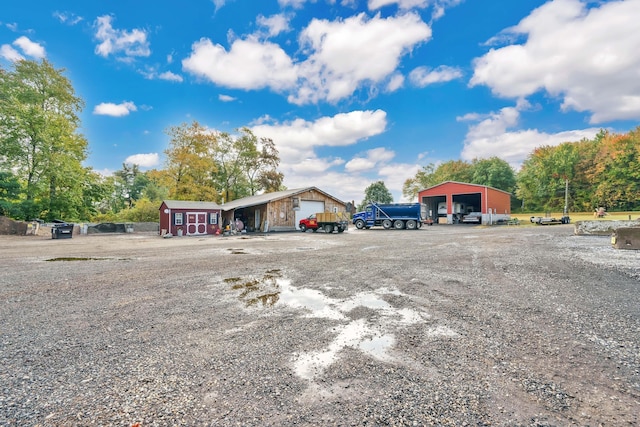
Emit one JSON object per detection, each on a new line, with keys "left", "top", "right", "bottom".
{"left": 418, "top": 181, "right": 511, "bottom": 224}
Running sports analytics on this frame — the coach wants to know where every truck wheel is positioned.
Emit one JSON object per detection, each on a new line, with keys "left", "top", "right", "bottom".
{"left": 299, "top": 224, "right": 307, "bottom": 232}
{"left": 324, "top": 224, "right": 334, "bottom": 233}
{"left": 393, "top": 220, "right": 405, "bottom": 229}
{"left": 382, "top": 219, "right": 392, "bottom": 229}
{"left": 405, "top": 220, "right": 417, "bottom": 230}
{"left": 338, "top": 227, "right": 345, "bottom": 233}
{"left": 355, "top": 219, "right": 365, "bottom": 229}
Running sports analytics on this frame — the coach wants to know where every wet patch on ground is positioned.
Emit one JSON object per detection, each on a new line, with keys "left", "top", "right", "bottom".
{"left": 225, "top": 271, "right": 459, "bottom": 390}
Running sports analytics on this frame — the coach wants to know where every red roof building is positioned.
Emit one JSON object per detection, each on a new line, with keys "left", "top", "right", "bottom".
{"left": 418, "top": 181, "right": 511, "bottom": 224}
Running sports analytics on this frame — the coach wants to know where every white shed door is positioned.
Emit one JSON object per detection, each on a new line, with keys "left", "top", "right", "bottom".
{"left": 295, "top": 201, "right": 325, "bottom": 229}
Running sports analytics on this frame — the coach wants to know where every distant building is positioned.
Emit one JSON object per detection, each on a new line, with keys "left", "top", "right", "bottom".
{"left": 418, "top": 181, "right": 511, "bottom": 225}
{"left": 159, "top": 200, "right": 222, "bottom": 236}
{"left": 159, "top": 186, "right": 348, "bottom": 235}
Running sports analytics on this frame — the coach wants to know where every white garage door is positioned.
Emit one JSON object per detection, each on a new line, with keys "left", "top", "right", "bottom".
{"left": 295, "top": 201, "right": 325, "bottom": 229}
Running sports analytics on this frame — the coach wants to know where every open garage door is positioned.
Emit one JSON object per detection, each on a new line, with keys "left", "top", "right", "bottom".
{"left": 295, "top": 201, "right": 325, "bottom": 230}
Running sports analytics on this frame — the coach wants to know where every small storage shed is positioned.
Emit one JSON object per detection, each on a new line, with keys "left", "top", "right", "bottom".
{"left": 159, "top": 200, "right": 222, "bottom": 236}
{"left": 220, "top": 187, "right": 348, "bottom": 232}
{"left": 418, "top": 181, "right": 511, "bottom": 225}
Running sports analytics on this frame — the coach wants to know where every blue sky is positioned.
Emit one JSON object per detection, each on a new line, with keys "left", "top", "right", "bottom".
{"left": 2, "top": 0, "right": 639, "bottom": 204}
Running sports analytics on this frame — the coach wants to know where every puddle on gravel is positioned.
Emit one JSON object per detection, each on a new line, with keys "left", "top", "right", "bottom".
{"left": 46, "top": 257, "right": 106, "bottom": 262}
{"left": 226, "top": 272, "right": 454, "bottom": 383}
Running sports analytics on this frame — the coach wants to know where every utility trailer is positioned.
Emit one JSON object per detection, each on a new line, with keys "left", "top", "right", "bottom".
{"left": 530, "top": 215, "right": 570, "bottom": 225}
{"left": 299, "top": 212, "right": 349, "bottom": 233}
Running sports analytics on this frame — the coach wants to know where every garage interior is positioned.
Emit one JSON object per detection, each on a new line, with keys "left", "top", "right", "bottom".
{"left": 421, "top": 192, "right": 482, "bottom": 224}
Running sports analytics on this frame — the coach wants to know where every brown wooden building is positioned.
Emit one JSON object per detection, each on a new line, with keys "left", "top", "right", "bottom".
{"left": 220, "top": 187, "right": 348, "bottom": 232}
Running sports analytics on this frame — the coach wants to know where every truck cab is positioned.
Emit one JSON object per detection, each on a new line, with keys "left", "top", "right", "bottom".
{"left": 299, "top": 214, "right": 320, "bottom": 232}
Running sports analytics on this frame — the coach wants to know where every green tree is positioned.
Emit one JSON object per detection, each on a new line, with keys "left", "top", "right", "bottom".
{"left": 433, "top": 160, "right": 474, "bottom": 184}
{"left": 161, "top": 121, "right": 219, "bottom": 201}
{"left": 516, "top": 146, "right": 557, "bottom": 211}
{"left": 403, "top": 163, "right": 436, "bottom": 201}
{"left": 118, "top": 198, "right": 160, "bottom": 222}
{"left": 236, "top": 129, "right": 283, "bottom": 195}
{"left": 113, "top": 163, "right": 150, "bottom": 209}
{"left": 0, "top": 59, "right": 96, "bottom": 220}
{"left": 0, "top": 171, "right": 21, "bottom": 216}
{"left": 213, "top": 127, "right": 284, "bottom": 202}
{"left": 470, "top": 157, "right": 516, "bottom": 192}
{"left": 590, "top": 128, "right": 640, "bottom": 210}
{"left": 214, "top": 131, "right": 251, "bottom": 203}
{"left": 358, "top": 181, "right": 393, "bottom": 211}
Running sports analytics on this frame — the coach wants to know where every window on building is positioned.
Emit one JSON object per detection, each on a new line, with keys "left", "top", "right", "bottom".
{"left": 175, "top": 212, "right": 183, "bottom": 225}
{"left": 210, "top": 212, "right": 218, "bottom": 225}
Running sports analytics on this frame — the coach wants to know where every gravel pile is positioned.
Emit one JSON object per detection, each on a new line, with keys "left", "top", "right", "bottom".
{"left": 1, "top": 225, "right": 638, "bottom": 426}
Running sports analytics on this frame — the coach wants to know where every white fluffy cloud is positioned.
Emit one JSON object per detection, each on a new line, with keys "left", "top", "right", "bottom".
{"left": 53, "top": 11, "right": 83, "bottom": 25}
{"left": 378, "top": 162, "right": 421, "bottom": 199}
{"left": 13, "top": 36, "right": 46, "bottom": 59}
{"left": 158, "top": 71, "right": 183, "bottom": 82}
{"left": 182, "top": 12, "right": 431, "bottom": 105}
{"left": 182, "top": 37, "right": 297, "bottom": 91}
{"left": 251, "top": 109, "right": 387, "bottom": 165}
{"left": 124, "top": 153, "right": 160, "bottom": 168}
{"left": 278, "top": 0, "right": 307, "bottom": 8}
{"left": 409, "top": 65, "right": 462, "bottom": 87}
{"left": 458, "top": 101, "right": 600, "bottom": 168}
{"left": 1, "top": 36, "right": 46, "bottom": 61}
{"left": 94, "top": 15, "right": 150, "bottom": 60}
{"left": 345, "top": 147, "right": 395, "bottom": 173}
{"left": 93, "top": 101, "right": 138, "bottom": 117}
{"left": 368, "top": 0, "right": 428, "bottom": 10}
{"left": 257, "top": 13, "right": 291, "bottom": 37}
{"left": 293, "top": 12, "right": 431, "bottom": 104}
{"left": 470, "top": 0, "right": 640, "bottom": 124}
{"left": 368, "top": 0, "right": 463, "bottom": 21}
{"left": 0, "top": 44, "right": 23, "bottom": 61}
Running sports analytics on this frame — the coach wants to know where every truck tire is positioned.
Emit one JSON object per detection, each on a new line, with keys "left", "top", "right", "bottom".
{"left": 337, "top": 226, "right": 345, "bottom": 233}
{"left": 405, "top": 220, "right": 417, "bottom": 230}
{"left": 382, "top": 219, "right": 392, "bottom": 229}
{"left": 299, "top": 224, "right": 307, "bottom": 232}
{"left": 393, "top": 220, "right": 404, "bottom": 229}
{"left": 324, "top": 224, "right": 334, "bottom": 233}
{"left": 355, "top": 219, "right": 365, "bottom": 229}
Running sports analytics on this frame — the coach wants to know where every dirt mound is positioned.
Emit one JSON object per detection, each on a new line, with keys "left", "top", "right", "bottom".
{"left": 0, "top": 216, "right": 30, "bottom": 235}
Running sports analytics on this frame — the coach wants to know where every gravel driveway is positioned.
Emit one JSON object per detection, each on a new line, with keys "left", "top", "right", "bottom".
{"left": 1, "top": 225, "right": 639, "bottom": 426}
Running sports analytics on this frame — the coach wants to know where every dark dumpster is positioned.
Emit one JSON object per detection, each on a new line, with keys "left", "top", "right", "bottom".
{"left": 51, "top": 220, "right": 74, "bottom": 239}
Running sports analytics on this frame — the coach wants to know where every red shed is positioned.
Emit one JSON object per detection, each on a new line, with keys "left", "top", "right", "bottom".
{"left": 418, "top": 181, "right": 511, "bottom": 224}
{"left": 159, "top": 200, "right": 222, "bottom": 236}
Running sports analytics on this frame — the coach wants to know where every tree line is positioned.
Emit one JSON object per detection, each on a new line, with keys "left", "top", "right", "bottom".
{"left": 1, "top": 59, "right": 638, "bottom": 223}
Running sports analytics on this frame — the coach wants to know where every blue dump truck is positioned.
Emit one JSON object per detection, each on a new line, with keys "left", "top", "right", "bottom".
{"left": 352, "top": 202, "right": 428, "bottom": 230}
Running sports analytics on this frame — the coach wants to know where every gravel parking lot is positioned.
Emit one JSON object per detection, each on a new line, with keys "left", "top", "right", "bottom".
{"left": 1, "top": 225, "right": 639, "bottom": 426}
